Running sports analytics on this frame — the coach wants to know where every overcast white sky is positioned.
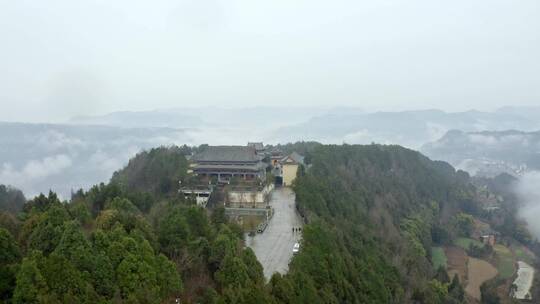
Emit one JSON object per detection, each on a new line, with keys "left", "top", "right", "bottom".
{"left": 1, "top": 0, "right": 539, "bottom": 122}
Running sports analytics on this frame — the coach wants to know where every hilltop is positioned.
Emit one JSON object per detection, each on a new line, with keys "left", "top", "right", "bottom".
{"left": 0, "top": 143, "right": 537, "bottom": 303}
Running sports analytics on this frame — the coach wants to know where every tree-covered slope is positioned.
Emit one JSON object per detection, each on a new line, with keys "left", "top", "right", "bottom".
{"left": 0, "top": 144, "right": 489, "bottom": 303}
{"left": 1, "top": 186, "right": 267, "bottom": 303}
{"left": 0, "top": 146, "right": 270, "bottom": 304}
{"left": 285, "top": 144, "right": 475, "bottom": 303}
{"left": 110, "top": 146, "right": 189, "bottom": 197}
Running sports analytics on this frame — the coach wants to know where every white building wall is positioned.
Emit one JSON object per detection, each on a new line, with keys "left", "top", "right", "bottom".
{"left": 227, "top": 184, "right": 274, "bottom": 206}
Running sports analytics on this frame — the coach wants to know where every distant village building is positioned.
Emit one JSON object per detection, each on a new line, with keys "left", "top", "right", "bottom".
{"left": 279, "top": 152, "right": 305, "bottom": 186}
{"left": 191, "top": 146, "right": 266, "bottom": 182}
{"left": 480, "top": 234, "right": 496, "bottom": 246}
{"left": 479, "top": 229, "right": 498, "bottom": 246}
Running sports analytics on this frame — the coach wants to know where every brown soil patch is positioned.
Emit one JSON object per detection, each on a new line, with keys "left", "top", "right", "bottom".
{"left": 465, "top": 257, "right": 498, "bottom": 301}
{"left": 445, "top": 246, "right": 468, "bottom": 282}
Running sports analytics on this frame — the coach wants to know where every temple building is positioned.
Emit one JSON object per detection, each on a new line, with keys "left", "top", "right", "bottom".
{"left": 179, "top": 186, "right": 213, "bottom": 207}
{"left": 269, "top": 149, "right": 284, "bottom": 167}
{"left": 278, "top": 152, "right": 305, "bottom": 186}
{"left": 191, "top": 146, "right": 266, "bottom": 182}
{"left": 247, "top": 142, "right": 266, "bottom": 155}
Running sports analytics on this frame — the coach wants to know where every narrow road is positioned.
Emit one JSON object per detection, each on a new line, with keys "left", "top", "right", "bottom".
{"left": 245, "top": 187, "right": 303, "bottom": 279}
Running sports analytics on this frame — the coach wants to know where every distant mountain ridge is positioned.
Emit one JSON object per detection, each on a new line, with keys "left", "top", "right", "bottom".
{"left": 4, "top": 106, "right": 540, "bottom": 197}
{"left": 69, "top": 107, "right": 330, "bottom": 129}
{"left": 68, "top": 106, "right": 540, "bottom": 149}
{"left": 70, "top": 110, "right": 202, "bottom": 129}
{"left": 422, "top": 129, "right": 540, "bottom": 177}
{"left": 275, "top": 107, "right": 540, "bottom": 148}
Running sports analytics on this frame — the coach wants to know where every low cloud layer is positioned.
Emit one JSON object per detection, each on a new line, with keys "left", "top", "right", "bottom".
{"left": 0, "top": 154, "right": 72, "bottom": 187}
{"left": 3, "top": 107, "right": 540, "bottom": 200}
{"left": 0, "top": 123, "right": 190, "bottom": 199}
{"left": 514, "top": 172, "right": 540, "bottom": 240}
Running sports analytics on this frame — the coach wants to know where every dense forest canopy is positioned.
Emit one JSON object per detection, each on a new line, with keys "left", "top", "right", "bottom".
{"left": 288, "top": 144, "right": 475, "bottom": 303}
{"left": 0, "top": 144, "right": 535, "bottom": 303}
{"left": 110, "top": 146, "right": 190, "bottom": 197}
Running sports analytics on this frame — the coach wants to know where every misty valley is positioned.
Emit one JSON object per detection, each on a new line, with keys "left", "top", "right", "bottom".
{"left": 1, "top": 1, "right": 540, "bottom": 303}
{"left": 3, "top": 107, "right": 540, "bottom": 198}
{"left": 1, "top": 107, "right": 540, "bottom": 303}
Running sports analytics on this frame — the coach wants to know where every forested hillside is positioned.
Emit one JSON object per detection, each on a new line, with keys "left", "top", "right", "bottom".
{"left": 0, "top": 147, "right": 273, "bottom": 303}
{"left": 288, "top": 144, "right": 475, "bottom": 303}
{"left": 110, "top": 146, "right": 190, "bottom": 197}
{"left": 0, "top": 152, "right": 265, "bottom": 303}
{"left": 0, "top": 144, "right": 517, "bottom": 303}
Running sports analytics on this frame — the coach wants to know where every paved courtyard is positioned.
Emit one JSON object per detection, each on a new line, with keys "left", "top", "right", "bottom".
{"left": 245, "top": 187, "right": 303, "bottom": 279}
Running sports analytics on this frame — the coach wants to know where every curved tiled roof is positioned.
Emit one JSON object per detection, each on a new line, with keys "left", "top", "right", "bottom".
{"left": 192, "top": 146, "right": 261, "bottom": 162}
{"left": 280, "top": 152, "right": 305, "bottom": 165}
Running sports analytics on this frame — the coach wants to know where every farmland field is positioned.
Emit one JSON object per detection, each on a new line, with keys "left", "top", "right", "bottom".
{"left": 432, "top": 247, "right": 447, "bottom": 269}
{"left": 465, "top": 257, "right": 498, "bottom": 301}
{"left": 494, "top": 244, "right": 515, "bottom": 279}
{"left": 512, "top": 245, "right": 536, "bottom": 265}
{"left": 454, "top": 237, "right": 484, "bottom": 250}
{"left": 445, "top": 246, "right": 468, "bottom": 282}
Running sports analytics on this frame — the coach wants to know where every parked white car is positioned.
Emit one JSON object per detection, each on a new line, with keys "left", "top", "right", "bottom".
{"left": 292, "top": 242, "right": 300, "bottom": 254}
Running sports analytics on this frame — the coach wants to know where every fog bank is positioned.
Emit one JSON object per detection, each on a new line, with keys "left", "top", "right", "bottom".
{"left": 515, "top": 172, "right": 540, "bottom": 240}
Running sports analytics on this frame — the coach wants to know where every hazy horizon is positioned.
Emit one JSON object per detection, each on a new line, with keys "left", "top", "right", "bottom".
{"left": 1, "top": 0, "right": 540, "bottom": 200}
{"left": 1, "top": 0, "right": 539, "bottom": 123}
{"left": 2, "top": 104, "right": 540, "bottom": 125}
